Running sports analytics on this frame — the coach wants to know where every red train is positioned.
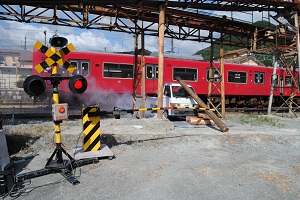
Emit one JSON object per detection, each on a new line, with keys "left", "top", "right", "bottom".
{"left": 32, "top": 49, "right": 300, "bottom": 108}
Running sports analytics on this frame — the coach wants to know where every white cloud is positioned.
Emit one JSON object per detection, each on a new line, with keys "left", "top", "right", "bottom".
{"left": 0, "top": 20, "right": 207, "bottom": 55}
{"left": 0, "top": 10, "right": 277, "bottom": 55}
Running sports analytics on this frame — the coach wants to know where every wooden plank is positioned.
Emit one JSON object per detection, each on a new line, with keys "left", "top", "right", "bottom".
{"left": 186, "top": 116, "right": 215, "bottom": 125}
{"left": 197, "top": 113, "right": 211, "bottom": 120}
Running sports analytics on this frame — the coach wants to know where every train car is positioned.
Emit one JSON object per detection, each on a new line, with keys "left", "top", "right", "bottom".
{"left": 32, "top": 49, "right": 300, "bottom": 108}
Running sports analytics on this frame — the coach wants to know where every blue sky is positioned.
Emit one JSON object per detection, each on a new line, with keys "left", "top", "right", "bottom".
{"left": 0, "top": 19, "right": 208, "bottom": 55}
{"left": 0, "top": 10, "right": 277, "bottom": 55}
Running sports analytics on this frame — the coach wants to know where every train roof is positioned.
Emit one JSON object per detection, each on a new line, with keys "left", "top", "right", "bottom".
{"left": 70, "top": 50, "right": 204, "bottom": 61}
{"left": 151, "top": 51, "right": 204, "bottom": 61}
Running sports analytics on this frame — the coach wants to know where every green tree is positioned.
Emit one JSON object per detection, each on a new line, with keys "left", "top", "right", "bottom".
{"left": 194, "top": 20, "right": 277, "bottom": 64}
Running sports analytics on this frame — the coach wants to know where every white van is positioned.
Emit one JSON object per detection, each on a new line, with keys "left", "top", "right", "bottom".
{"left": 162, "top": 82, "right": 198, "bottom": 118}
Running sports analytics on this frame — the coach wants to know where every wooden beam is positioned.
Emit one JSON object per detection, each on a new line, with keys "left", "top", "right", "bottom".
{"left": 220, "top": 36, "right": 226, "bottom": 118}
{"left": 157, "top": 4, "right": 165, "bottom": 118}
{"left": 175, "top": 76, "right": 229, "bottom": 132}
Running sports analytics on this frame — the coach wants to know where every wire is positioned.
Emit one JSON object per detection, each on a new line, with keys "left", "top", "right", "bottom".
{"left": 10, "top": 177, "right": 66, "bottom": 199}
{"left": 70, "top": 130, "right": 84, "bottom": 178}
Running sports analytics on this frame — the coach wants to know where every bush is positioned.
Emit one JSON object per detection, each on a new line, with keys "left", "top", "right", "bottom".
{"left": 16, "top": 80, "right": 24, "bottom": 88}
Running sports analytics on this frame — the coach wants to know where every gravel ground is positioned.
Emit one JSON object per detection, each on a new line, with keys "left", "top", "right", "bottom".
{"left": 2, "top": 112, "right": 300, "bottom": 200}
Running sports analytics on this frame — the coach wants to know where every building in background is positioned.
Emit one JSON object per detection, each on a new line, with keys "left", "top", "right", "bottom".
{"left": 223, "top": 48, "right": 265, "bottom": 66}
{"left": 0, "top": 49, "right": 32, "bottom": 89}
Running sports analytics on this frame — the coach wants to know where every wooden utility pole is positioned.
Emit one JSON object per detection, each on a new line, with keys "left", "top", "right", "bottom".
{"left": 141, "top": 29, "right": 146, "bottom": 118}
{"left": 220, "top": 36, "right": 225, "bottom": 118}
{"left": 157, "top": 4, "right": 165, "bottom": 118}
{"left": 295, "top": 12, "right": 300, "bottom": 87}
{"left": 132, "top": 33, "right": 139, "bottom": 118}
{"left": 252, "top": 27, "right": 257, "bottom": 51}
{"left": 207, "top": 36, "right": 213, "bottom": 108}
{"left": 268, "top": 54, "right": 279, "bottom": 114}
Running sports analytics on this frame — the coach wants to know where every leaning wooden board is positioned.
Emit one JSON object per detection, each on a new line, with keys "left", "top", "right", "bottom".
{"left": 175, "top": 76, "right": 229, "bottom": 132}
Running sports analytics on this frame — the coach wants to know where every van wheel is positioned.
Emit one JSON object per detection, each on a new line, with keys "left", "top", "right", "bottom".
{"left": 163, "top": 111, "right": 169, "bottom": 119}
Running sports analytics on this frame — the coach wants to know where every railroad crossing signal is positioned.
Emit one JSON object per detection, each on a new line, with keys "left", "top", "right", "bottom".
{"left": 23, "top": 75, "right": 46, "bottom": 96}
{"left": 23, "top": 74, "right": 88, "bottom": 96}
{"left": 69, "top": 75, "right": 88, "bottom": 94}
{"left": 24, "top": 35, "right": 88, "bottom": 96}
{"left": 33, "top": 39, "right": 75, "bottom": 73}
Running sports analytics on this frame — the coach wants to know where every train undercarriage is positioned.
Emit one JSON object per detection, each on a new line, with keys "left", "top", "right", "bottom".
{"left": 206, "top": 95, "right": 300, "bottom": 108}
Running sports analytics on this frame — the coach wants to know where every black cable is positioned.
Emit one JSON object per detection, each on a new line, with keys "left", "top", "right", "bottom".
{"left": 10, "top": 177, "right": 66, "bottom": 199}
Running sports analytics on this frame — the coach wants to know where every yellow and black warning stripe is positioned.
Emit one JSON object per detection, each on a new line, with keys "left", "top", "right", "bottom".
{"left": 129, "top": 106, "right": 215, "bottom": 112}
{"left": 33, "top": 41, "right": 75, "bottom": 73}
{"left": 82, "top": 106, "right": 101, "bottom": 152}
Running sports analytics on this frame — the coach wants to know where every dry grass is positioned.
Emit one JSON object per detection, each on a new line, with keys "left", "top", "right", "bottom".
{"left": 292, "top": 164, "right": 300, "bottom": 175}
{"left": 239, "top": 114, "right": 285, "bottom": 128}
{"left": 196, "top": 166, "right": 214, "bottom": 174}
{"left": 256, "top": 171, "right": 296, "bottom": 194}
{"left": 256, "top": 171, "right": 291, "bottom": 183}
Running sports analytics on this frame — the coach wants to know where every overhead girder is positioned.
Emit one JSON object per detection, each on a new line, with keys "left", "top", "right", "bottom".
{"left": 0, "top": 0, "right": 299, "bottom": 11}
{"left": 0, "top": 5, "right": 255, "bottom": 44}
{"left": 0, "top": 1, "right": 299, "bottom": 49}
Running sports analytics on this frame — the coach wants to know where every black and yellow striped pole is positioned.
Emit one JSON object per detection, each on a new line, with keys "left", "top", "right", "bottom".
{"left": 112, "top": 106, "right": 215, "bottom": 113}
{"left": 82, "top": 106, "right": 101, "bottom": 152}
{"left": 51, "top": 46, "right": 64, "bottom": 164}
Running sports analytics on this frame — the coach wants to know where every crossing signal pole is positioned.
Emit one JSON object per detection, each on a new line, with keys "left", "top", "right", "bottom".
{"left": 19, "top": 34, "right": 95, "bottom": 185}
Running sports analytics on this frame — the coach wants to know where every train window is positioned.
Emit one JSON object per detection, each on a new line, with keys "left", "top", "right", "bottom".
{"left": 69, "top": 61, "right": 78, "bottom": 75}
{"left": 206, "top": 68, "right": 220, "bottom": 82}
{"left": 68, "top": 60, "right": 90, "bottom": 77}
{"left": 285, "top": 76, "right": 292, "bottom": 86}
{"left": 82, "top": 62, "right": 89, "bottom": 77}
{"left": 103, "top": 63, "right": 134, "bottom": 78}
{"left": 228, "top": 71, "right": 247, "bottom": 83}
{"left": 173, "top": 68, "right": 197, "bottom": 81}
{"left": 271, "top": 74, "right": 279, "bottom": 87}
{"left": 164, "top": 85, "right": 171, "bottom": 97}
{"left": 59, "top": 65, "right": 68, "bottom": 76}
{"left": 146, "top": 64, "right": 158, "bottom": 79}
{"left": 254, "top": 72, "right": 265, "bottom": 84}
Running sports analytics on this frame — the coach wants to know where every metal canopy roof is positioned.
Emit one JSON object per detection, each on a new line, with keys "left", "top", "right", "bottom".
{"left": 0, "top": 0, "right": 299, "bottom": 50}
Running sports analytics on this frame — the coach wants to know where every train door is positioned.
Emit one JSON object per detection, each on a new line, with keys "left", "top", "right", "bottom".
{"left": 283, "top": 73, "right": 293, "bottom": 96}
{"left": 68, "top": 60, "right": 90, "bottom": 77}
{"left": 253, "top": 72, "right": 265, "bottom": 95}
{"left": 146, "top": 64, "right": 158, "bottom": 94}
{"left": 271, "top": 74, "right": 280, "bottom": 91}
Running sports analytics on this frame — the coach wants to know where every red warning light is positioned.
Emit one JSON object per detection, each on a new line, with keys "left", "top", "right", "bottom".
{"left": 74, "top": 80, "right": 83, "bottom": 90}
{"left": 69, "top": 75, "right": 87, "bottom": 94}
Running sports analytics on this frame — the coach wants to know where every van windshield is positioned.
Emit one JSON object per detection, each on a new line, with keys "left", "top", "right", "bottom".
{"left": 172, "top": 86, "right": 194, "bottom": 98}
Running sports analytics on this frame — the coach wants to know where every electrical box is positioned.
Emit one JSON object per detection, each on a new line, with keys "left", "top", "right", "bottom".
{"left": 52, "top": 103, "right": 68, "bottom": 121}
{"left": 0, "top": 130, "right": 10, "bottom": 171}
